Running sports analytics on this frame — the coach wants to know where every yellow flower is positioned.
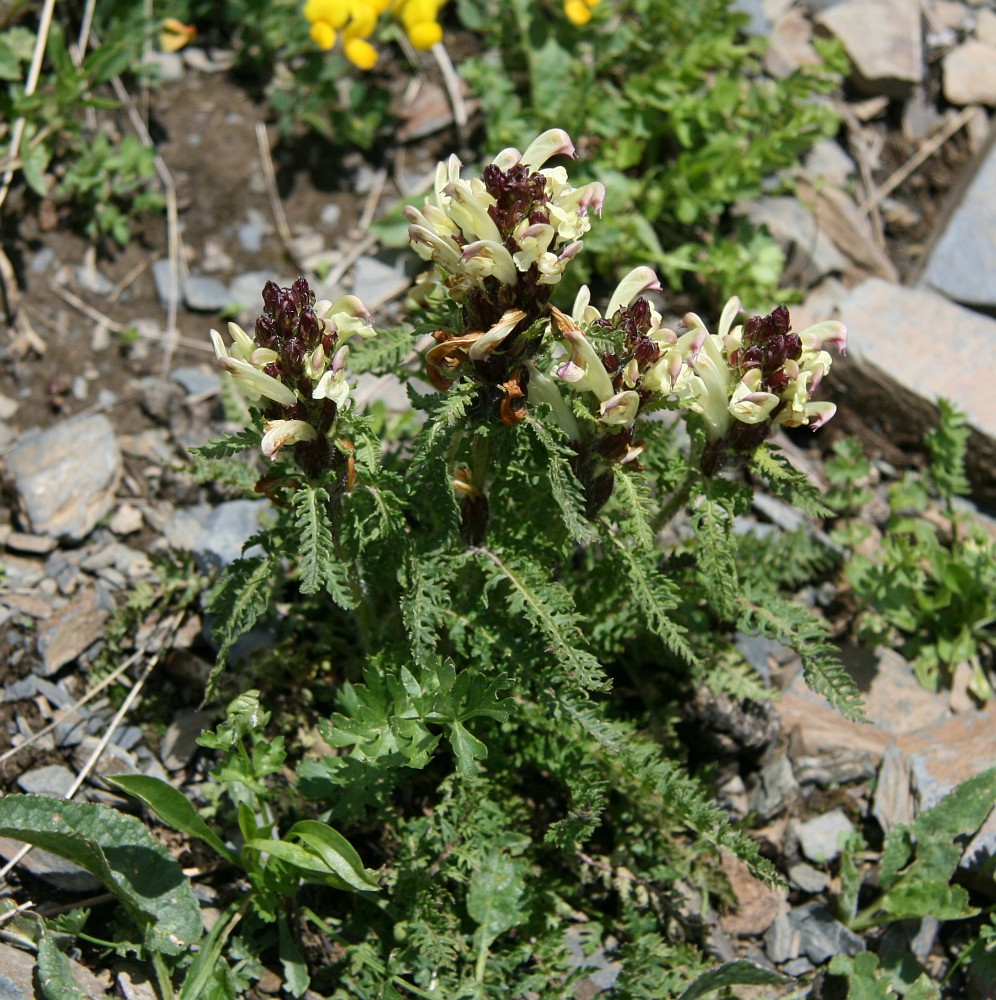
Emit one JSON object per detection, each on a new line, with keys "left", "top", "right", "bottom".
{"left": 310, "top": 21, "right": 337, "bottom": 49}
{"left": 563, "top": 0, "right": 599, "bottom": 26}
{"left": 160, "top": 18, "right": 197, "bottom": 53}
{"left": 345, "top": 36, "right": 379, "bottom": 68}
{"left": 408, "top": 19, "right": 442, "bottom": 48}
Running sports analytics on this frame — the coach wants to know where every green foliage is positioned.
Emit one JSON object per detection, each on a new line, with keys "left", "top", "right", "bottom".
{"left": 843, "top": 402, "right": 995, "bottom": 694}
{"left": 0, "top": 14, "right": 163, "bottom": 247}
{"left": 838, "top": 767, "right": 996, "bottom": 933}
{"left": 0, "top": 795, "right": 201, "bottom": 957}
{"left": 458, "top": 0, "right": 845, "bottom": 303}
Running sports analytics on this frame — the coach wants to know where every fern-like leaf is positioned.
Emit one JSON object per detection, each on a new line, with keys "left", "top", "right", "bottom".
{"left": 604, "top": 532, "right": 697, "bottom": 666}
{"left": 524, "top": 416, "right": 593, "bottom": 546}
{"left": 292, "top": 486, "right": 357, "bottom": 609}
{"left": 738, "top": 588, "right": 866, "bottom": 721}
{"left": 205, "top": 555, "right": 278, "bottom": 701}
{"left": 691, "top": 489, "right": 739, "bottom": 620}
{"left": 751, "top": 444, "right": 833, "bottom": 519}
{"left": 474, "top": 547, "right": 609, "bottom": 693}
{"left": 189, "top": 427, "right": 262, "bottom": 459}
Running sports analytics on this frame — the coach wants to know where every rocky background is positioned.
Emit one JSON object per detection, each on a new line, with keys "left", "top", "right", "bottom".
{"left": 1, "top": 0, "right": 996, "bottom": 996}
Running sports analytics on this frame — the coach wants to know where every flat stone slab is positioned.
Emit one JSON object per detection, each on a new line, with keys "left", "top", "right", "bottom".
{"left": 833, "top": 278, "right": 996, "bottom": 504}
{"left": 816, "top": 0, "right": 922, "bottom": 97}
{"left": 3, "top": 413, "right": 121, "bottom": 542}
{"left": 917, "top": 128, "right": 996, "bottom": 310}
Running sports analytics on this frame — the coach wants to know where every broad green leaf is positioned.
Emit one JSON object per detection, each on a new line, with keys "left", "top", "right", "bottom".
{"left": 447, "top": 719, "right": 488, "bottom": 778}
{"left": 828, "top": 953, "right": 891, "bottom": 1000}
{"left": 0, "top": 796, "right": 200, "bottom": 956}
{"left": 245, "top": 832, "right": 378, "bottom": 892}
{"left": 37, "top": 933, "right": 87, "bottom": 1000}
{"left": 881, "top": 881, "right": 976, "bottom": 923}
{"left": 914, "top": 766, "right": 996, "bottom": 846}
{"left": 467, "top": 853, "right": 527, "bottom": 950}
{"left": 107, "top": 775, "right": 239, "bottom": 866}
{"left": 677, "top": 960, "right": 789, "bottom": 1000}
{"left": 278, "top": 916, "right": 310, "bottom": 998}
{"left": 285, "top": 820, "right": 380, "bottom": 891}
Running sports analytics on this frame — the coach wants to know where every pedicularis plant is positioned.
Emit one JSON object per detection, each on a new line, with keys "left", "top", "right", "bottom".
{"left": 1, "top": 133, "right": 862, "bottom": 998}
{"left": 194, "top": 130, "right": 860, "bottom": 992}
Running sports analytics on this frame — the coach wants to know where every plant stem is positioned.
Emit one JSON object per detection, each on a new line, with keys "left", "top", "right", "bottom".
{"left": 151, "top": 950, "right": 176, "bottom": 1000}
{"left": 651, "top": 465, "right": 700, "bottom": 535}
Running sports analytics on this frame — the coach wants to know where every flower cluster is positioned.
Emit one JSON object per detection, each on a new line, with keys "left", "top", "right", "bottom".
{"left": 304, "top": 0, "right": 445, "bottom": 69}
{"left": 563, "top": 0, "right": 600, "bottom": 26}
{"left": 408, "top": 129, "right": 604, "bottom": 425}
{"left": 406, "top": 128, "right": 604, "bottom": 330}
{"left": 548, "top": 271, "right": 846, "bottom": 476}
{"left": 681, "top": 299, "right": 846, "bottom": 473}
{"left": 211, "top": 277, "right": 375, "bottom": 481}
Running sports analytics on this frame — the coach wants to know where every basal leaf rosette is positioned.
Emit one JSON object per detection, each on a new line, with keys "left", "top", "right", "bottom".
{"left": 211, "top": 276, "right": 375, "bottom": 482}
{"left": 678, "top": 299, "right": 847, "bottom": 475}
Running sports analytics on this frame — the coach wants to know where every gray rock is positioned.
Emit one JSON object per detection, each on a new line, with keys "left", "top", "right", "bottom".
{"left": 165, "top": 506, "right": 212, "bottom": 552}
{"left": 151, "top": 259, "right": 181, "bottom": 309}
{"left": 796, "top": 809, "right": 855, "bottom": 863}
{"left": 4, "top": 531, "right": 56, "bottom": 555}
{"left": 563, "top": 925, "right": 622, "bottom": 992}
{"left": 734, "top": 633, "right": 793, "bottom": 684}
{"left": 72, "top": 736, "right": 141, "bottom": 785}
{"left": 320, "top": 203, "right": 343, "bottom": 228}
{"left": 193, "top": 499, "right": 268, "bottom": 574}
{"left": 873, "top": 702, "right": 996, "bottom": 866}
{"left": 789, "top": 903, "right": 865, "bottom": 964}
{"left": 351, "top": 254, "right": 410, "bottom": 307}
{"left": 16, "top": 764, "right": 75, "bottom": 797}
{"left": 182, "top": 46, "right": 234, "bottom": 73}
{"left": 74, "top": 262, "right": 115, "bottom": 296}
{"left": 144, "top": 49, "right": 185, "bottom": 82}
{"left": 183, "top": 274, "right": 231, "bottom": 312}
{"left": 765, "top": 8, "right": 820, "bottom": 78}
{"left": 4, "top": 414, "right": 121, "bottom": 541}
{"left": 942, "top": 41, "right": 996, "bottom": 106}
{"left": 160, "top": 709, "right": 215, "bottom": 771}
{"left": 0, "top": 554, "right": 45, "bottom": 590}
{"left": 803, "top": 139, "right": 856, "bottom": 188}
{"left": 834, "top": 279, "right": 996, "bottom": 505}
{"left": 236, "top": 209, "right": 272, "bottom": 253}
{"left": 0, "top": 835, "right": 102, "bottom": 892}
{"left": 748, "top": 747, "right": 799, "bottom": 820}
{"left": 743, "top": 197, "right": 847, "bottom": 285}
{"left": 80, "top": 542, "right": 153, "bottom": 582}
{"left": 730, "top": 0, "right": 770, "bottom": 35}
{"left": 29, "top": 245, "right": 55, "bottom": 273}
{"left": 780, "top": 957, "right": 815, "bottom": 977}
{"left": 36, "top": 588, "right": 110, "bottom": 676}
{"left": 816, "top": 0, "right": 922, "bottom": 96}
{"left": 4, "top": 675, "right": 75, "bottom": 709}
{"left": 172, "top": 365, "right": 220, "bottom": 396}
{"left": 917, "top": 130, "right": 996, "bottom": 310}
{"left": 788, "top": 862, "right": 830, "bottom": 894}
{"left": 0, "top": 391, "right": 19, "bottom": 420}
{"left": 764, "top": 908, "right": 797, "bottom": 964}
{"left": 227, "top": 270, "right": 291, "bottom": 312}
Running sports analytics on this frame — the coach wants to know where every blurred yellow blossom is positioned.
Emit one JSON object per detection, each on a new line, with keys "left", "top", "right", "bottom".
{"left": 304, "top": 0, "right": 447, "bottom": 67}
{"left": 564, "top": 0, "right": 599, "bottom": 26}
